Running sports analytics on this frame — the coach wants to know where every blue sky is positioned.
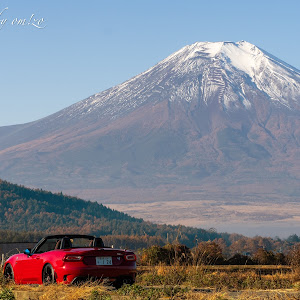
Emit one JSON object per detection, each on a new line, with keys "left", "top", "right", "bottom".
{"left": 0, "top": 0, "right": 299, "bottom": 126}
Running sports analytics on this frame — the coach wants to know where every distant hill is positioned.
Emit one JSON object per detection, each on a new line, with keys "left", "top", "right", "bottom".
{"left": 0, "top": 179, "right": 224, "bottom": 248}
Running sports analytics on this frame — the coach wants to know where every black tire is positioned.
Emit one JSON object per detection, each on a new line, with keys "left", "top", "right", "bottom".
{"left": 113, "top": 276, "right": 134, "bottom": 289}
{"left": 4, "top": 263, "right": 14, "bottom": 282}
{"left": 42, "top": 263, "right": 55, "bottom": 284}
{"left": 112, "top": 279, "right": 123, "bottom": 289}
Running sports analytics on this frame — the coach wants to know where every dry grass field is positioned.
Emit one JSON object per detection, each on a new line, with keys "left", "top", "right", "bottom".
{"left": 1, "top": 265, "right": 300, "bottom": 299}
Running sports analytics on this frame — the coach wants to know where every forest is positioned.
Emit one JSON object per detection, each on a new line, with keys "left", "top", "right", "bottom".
{"left": 1, "top": 179, "right": 300, "bottom": 255}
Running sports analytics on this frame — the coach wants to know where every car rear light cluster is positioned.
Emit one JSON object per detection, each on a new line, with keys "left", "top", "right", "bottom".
{"left": 124, "top": 254, "right": 136, "bottom": 261}
{"left": 63, "top": 255, "right": 83, "bottom": 262}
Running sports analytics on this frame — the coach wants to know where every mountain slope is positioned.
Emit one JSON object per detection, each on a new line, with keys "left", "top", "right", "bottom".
{"left": 0, "top": 41, "right": 300, "bottom": 235}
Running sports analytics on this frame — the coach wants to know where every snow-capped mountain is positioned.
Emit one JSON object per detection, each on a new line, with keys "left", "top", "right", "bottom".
{"left": 62, "top": 41, "right": 300, "bottom": 115}
{"left": 2, "top": 41, "right": 299, "bottom": 145}
{"left": 0, "top": 41, "right": 300, "bottom": 234}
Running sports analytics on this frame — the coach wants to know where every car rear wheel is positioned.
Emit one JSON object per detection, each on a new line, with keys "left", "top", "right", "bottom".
{"left": 42, "top": 263, "right": 55, "bottom": 284}
{"left": 113, "top": 276, "right": 134, "bottom": 289}
{"left": 4, "top": 264, "right": 14, "bottom": 282}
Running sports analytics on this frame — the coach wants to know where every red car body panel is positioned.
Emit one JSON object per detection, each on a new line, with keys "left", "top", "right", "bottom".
{"left": 3, "top": 235, "right": 136, "bottom": 285}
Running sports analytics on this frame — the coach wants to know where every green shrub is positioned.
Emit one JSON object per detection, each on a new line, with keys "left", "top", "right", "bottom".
{"left": 117, "top": 283, "right": 188, "bottom": 299}
{"left": 288, "top": 244, "right": 300, "bottom": 269}
{"left": 117, "top": 284, "right": 161, "bottom": 300}
{"left": 0, "top": 288, "right": 15, "bottom": 300}
{"left": 253, "top": 248, "right": 276, "bottom": 265}
{"left": 140, "top": 245, "right": 170, "bottom": 265}
{"left": 0, "top": 272, "right": 5, "bottom": 287}
{"left": 163, "top": 243, "right": 191, "bottom": 265}
{"left": 89, "top": 289, "right": 112, "bottom": 300}
{"left": 193, "top": 241, "right": 225, "bottom": 265}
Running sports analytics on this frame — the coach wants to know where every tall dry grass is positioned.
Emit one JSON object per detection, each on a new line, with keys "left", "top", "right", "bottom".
{"left": 1, "top": 265, "right": 300, "bottom": 299}
{"left": 0, "top": 273, "right": 112, "bottom": 300}
{"left": 137, "top": 264, "right": 297, "bottom": 290}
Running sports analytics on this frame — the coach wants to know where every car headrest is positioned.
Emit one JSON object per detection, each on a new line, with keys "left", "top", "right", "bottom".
{"left": 93, "top": 237, "right": 104, "bottom": 248}
{"left": 61, "top": 237, "right": 72, "bottom": 249}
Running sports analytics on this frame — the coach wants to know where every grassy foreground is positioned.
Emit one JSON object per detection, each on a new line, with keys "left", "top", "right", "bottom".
{"left": 1, "top": 265, "right": 300, "bottom": 299}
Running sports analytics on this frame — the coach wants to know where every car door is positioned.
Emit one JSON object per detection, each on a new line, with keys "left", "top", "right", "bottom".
{"left": 16, "top": 253, "right": 43, "bottom": 284}
{"left": 18, "top": 238, "right": 58, "bottom": 283}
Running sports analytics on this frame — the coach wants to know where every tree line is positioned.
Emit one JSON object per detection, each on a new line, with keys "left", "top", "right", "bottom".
{"left": 140, "top": 241, "right": 300, "bottom": 266}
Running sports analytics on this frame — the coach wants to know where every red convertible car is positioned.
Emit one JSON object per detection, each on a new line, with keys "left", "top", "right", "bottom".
{"left": 3, "top": 234, "right": 136, "bottom": 286}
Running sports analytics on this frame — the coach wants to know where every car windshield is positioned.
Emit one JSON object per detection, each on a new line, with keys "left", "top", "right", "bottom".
{"left": 35, "top": 238, "right": 58, "bottom": 253}
{"left": 34, "top": 236, "right": 95, "bottom": 253}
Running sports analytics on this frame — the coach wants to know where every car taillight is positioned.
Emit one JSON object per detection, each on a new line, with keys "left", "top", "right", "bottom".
{"left": 63, "top": 255, "right": 83, "bottom": 262}
{"left": 124, "top": 254, "right": 136, "bottom": 261}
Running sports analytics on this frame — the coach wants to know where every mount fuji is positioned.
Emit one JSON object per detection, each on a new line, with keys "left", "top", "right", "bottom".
{"left": 1, "top": 41, "right": 300, "bottom": 235}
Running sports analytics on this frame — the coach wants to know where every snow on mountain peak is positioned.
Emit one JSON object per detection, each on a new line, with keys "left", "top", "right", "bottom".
{"left": 185, "top": 41, "right": 265, "bottom": 78}
{"left": 221, "top": 41, "right": 263, "bottom": 76}
{"left": 179, "top": 41, "right": 300, "bottom": 109}
{"left": 50, "top": 41, "right": 300, "bottom": 125}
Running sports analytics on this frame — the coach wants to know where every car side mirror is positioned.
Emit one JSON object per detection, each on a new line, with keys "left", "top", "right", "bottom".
{"left": 24, "top": 248, "right": 32, "bottom": 256}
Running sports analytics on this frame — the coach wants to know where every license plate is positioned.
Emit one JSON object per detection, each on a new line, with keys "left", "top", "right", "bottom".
{"left": 96, "top": 256, "right": 112, "bottom": 265}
